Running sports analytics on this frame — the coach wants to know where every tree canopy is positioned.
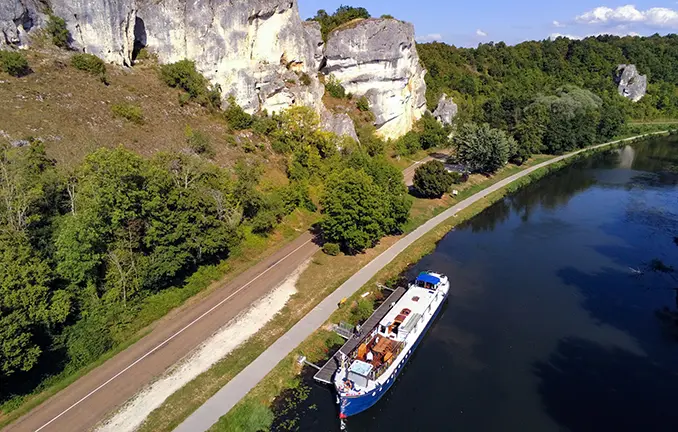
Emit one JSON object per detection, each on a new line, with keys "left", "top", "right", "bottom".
{"left": 309, "top": 5, "right": 371, "bottom": 40}
{"left": 412, "top": 160, "right": 455, "bottom": 198}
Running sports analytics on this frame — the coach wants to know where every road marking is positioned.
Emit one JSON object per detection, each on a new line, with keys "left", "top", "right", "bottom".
{"left": 34, "top": 237, "right": 315, "bottom": 432}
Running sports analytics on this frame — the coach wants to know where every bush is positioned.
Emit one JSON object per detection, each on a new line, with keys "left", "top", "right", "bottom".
{"left": 325, "top": 75, "right": 347, "bottom": 99}
{"left": 224, "top": 96, "right": 253, "bottom": 130}
{"left": 252, "top": 114, "right": 277, "bottom": 135}
{"left": 185, "top": 126, "right": 213, "bottom": 156}
{"left": 418, "top": 112, "right": 449, "bottom": 149}
{"left": 63, "top": 312, "right": 114, "bottom": 372}
{"left": 323, "top": 242, "right": 340, "bottom": 256}
{"left": 71, "top": 53, "right": 106, "bottom": 76}
{"left": 454, "top": 122, "right": 516, "bottom": 174}
{"left": 357, "top": 96, "right": 370, "bottom": 112}
{"left": 412, "top": 160, "right": 454, "bottom": 198}
{"left": 394, "top": 131, "right": 421, "bottom": 156}
{"left": 160, "top": 60, "right": 221, "bottom": 109}
{"left": 46, "top": 14, "right": 70, "bottom": 48}
{"left": 111, "top": 103, "right": 144, "bottom": 124}
{"left": 299, "top": 72, "right": 312, "bottom": 86}
{"left": 0, "top": 50, "right": 30, "bottom": 77}
{"left": 351, "top": 298, "right": 374, "bottom": 324}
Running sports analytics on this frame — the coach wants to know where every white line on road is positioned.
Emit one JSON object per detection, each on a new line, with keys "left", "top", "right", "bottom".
{"left": 34, "top": 238, "right": 315, "bottom": 432}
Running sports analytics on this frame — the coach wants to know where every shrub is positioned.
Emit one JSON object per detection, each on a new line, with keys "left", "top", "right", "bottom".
{"left": 0, "top": 50, "right": 30, "bottom": 77}
{"left": 325, "top": 75, "right": 347, "bottom": 99}
{"left": 252, "top": 114, "right": 277, "bottom": 135}
{"left": 323, "top": 242, "right": 340, "bottom": 256}
{"left": 418, "top": 112, "right": 449, "bottom": 149}
{"left": 46, "top": 14, "right": 70, "bottom": 48}
{"left": 224, "top": 96, "right": 253, "bottom": 130}
{"left": 394, "top": 131, "right": 421, "bottom": 156}
{"left": 71, "top": 53, "right": 106, "bottom": 76}
{"left": 412, "top": 160, "right": 455, "bottom": 198}
{"left": 160, "top": 60, "right": 221, "bottom": 109}
{"left": 63, "top": 312, "right": 114, "bottom": 372}
{"left": 300, "top": 72, "right": 312, "bottom": 86}
{"left": 185, "top": 126, "right": 213, "bottom": 156}
{"left": 454, "top": 122, "right": 517, "bottom": 174}
{"left": 351, "top": 298, "right": 374, "bottom": 324}
{"left": 356, "top": 96, "right": 370, "bottom": 112}
{"left": 111, "top": 103, "right": 144, "bottom": 124}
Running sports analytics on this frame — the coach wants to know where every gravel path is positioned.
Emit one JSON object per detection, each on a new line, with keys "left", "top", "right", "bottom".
{"left": 175, "top": 132, "right": 668, "bottom": 432}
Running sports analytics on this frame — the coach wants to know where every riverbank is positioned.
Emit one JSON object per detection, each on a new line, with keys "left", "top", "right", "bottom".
{"left": 171, "top": 131, "right": 673, "bottom": 432}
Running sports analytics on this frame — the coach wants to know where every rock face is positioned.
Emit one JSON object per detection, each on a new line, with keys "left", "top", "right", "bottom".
{"left": 432, "top": 93, "right": 457, "bottom": 125}
{"left": 3, "top": 3, "right": 426, "bottom": 140}
{"left": 0, "top": 0, "right": 45, "bottom": 47}
{"left": 323, "top": 19, "right": 427, "bottom": 139}
{"left": 616, "top": 64, "right": 647, "bottom": 102}
{"left": 321, "top": 111, "right": 359, "bottom": 143}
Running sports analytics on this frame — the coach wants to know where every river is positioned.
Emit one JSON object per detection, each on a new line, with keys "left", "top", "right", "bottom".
{"left": 273, "top": 136, "right": 678, "bottom": 432}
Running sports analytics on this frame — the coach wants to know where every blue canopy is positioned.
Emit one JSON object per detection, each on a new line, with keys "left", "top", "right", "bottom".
{"left": 416, "top": 272, "right": 440, "bottom": 285}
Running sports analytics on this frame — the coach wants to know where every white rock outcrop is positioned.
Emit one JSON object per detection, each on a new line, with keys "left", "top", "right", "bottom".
{"left": 323, "top": 18, "right": 427, "bottom": 139}
{"left": 2, "top": 3, "right": 426, "bottom": 140}
{"left": 432, "top": 93, "right": 457, "bottom": 125}
{"left": 615, "top": 64, "right": 647, "bottom": 102}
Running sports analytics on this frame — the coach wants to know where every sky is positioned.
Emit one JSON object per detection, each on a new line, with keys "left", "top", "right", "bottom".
{"left": 298, "top": 0, "right": 678, "bottom": 46}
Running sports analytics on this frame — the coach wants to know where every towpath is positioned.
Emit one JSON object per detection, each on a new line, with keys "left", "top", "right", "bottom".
{"left": 175, "top": 132, "right": 669, "bottom": 432}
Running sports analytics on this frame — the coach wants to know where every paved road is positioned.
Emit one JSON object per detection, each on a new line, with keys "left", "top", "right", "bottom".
{"left": 3, "top": 152, "right": 448, "bottom": 432}
{"left": 402, "top": 150, "right": 451, "bottom": 186}
{"left": 4, "top": 233, "right": 320, "bottom": 432}
{"left": 175, "top": 132, "right": 669, "bottom": 432}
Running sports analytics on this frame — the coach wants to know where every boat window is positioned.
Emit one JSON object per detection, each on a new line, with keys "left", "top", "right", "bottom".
{"left": 380, "top": 325, "right": 386, "bottom": 334}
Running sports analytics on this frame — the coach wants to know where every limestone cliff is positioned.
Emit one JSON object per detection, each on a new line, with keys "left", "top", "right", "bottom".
{"left": 616, "top": 64, "right": 647, "bottom": 102}
{"left": 2, "top": 2, "right": 427, "bottom": 140}
{"left": 432, "top": 93, "right": 457, "bottom": 125}
{"left": 323, "top": 18, "right": 427, "bottom": 139}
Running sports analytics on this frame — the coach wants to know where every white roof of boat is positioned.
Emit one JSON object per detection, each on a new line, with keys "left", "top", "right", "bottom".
{"left": 380, "top": 286, "right": 434, "bottom": 327}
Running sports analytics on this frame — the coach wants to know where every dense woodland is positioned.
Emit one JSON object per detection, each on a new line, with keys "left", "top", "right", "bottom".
{"left": 1, "top": 5, "right": 677, "bottom": 407}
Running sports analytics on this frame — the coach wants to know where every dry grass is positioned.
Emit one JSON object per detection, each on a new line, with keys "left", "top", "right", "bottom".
{"left": 0, "top": 49, "right": 281, "bottom": 171}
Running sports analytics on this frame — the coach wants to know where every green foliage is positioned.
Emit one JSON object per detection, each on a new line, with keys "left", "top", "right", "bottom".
{"left": 356, "top": 96, "right": 370, "bottom": 112}
{"left": 381, "top": 14, "right": 395, "bottom": 19}
{"left": 160, "top": 60, "right": 221, "bottom": 109}
{"left": 394, "top": 131, "right": 421, "bottom": 156}
{"left": 111, "top": 103, "right": 144, "bottom": 124}
{"left": 350, "top": 298, "right": 374, "bottom": 324}
{"left": 62, "top": 312, "right": 113, "bottom": 372}
{"left": 71, "top": 53, "right": 106, "bottom": 76}
{"left": 454, "top": 122, "right": 517, "bottom": 173}
{"left": 223, "top": 96, "right": 253, "bottom": 130}
{"left": 251, "top": 114, "right": 277, "bottom": 136}
{"left": 325, "top": 75, "right": 347, "bottom": 99}
{"left": 321, "top": 155, "right": 411, "bottom": 253}
{"left": 418, "top": 112, "right": 450, "bottom": 149}
{"left": 299, "top": 72, "right": 312, "bottom": 86}
{"left": 0, "top": 50, "right": 30, "bottom": 77}
{"left": 46, "top": 14, "right": 70, "bottom": 49}
{"left": 418, "top": 35, "right": 678, "bottom": 126}
{"left": 309, "top": 5, "right": 371, "bottom": 40}
{"left": 184, "top": 126, "right": 214, "bottom": 157}
{"left": 322, "top": 242, "right": 340, "bottom": 256}
{"left": 412, "top": 160, "right": 455, "bottom": 198}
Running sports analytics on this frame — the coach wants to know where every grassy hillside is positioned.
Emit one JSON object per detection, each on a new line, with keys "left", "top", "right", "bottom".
{"left": 0, "top": 48, "right": 269, "bottom": 170}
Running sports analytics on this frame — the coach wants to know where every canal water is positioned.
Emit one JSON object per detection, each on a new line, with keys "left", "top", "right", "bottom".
{"left": 275, "top": 137, "right": 678, "bottom": 432}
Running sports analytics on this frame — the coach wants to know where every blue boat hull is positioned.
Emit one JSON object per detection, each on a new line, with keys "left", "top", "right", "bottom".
{"left": 338, "top": 292, "right": 447, "bottom": 418}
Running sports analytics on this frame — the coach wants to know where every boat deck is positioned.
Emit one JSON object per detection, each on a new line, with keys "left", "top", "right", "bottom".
{"left": 313, "top": 286, "right": 407, "bottom": 384}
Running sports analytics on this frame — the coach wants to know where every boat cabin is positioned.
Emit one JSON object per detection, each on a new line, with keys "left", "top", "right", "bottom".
{"left": 413, "top": 272, "right": 442, "bottom": 290}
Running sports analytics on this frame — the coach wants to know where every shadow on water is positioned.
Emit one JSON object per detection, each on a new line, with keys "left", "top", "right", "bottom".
{"left": 534, "top": 337, "right": 678, "bottom": 432}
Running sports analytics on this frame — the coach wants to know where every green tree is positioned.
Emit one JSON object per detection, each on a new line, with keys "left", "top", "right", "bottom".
{"left": 321, "top": 168, "right": 385, "bottom": 253}
{"left": 412, "top": 160, "right": 454, "bottom": 198}
{"left": 418, "top": 112, "right": 450, "bottom": 149}
{"left": 0, "top": 233, "right": 70, "bottom": 376}
{"left": 310, "top": 6, "right": 371, "bottom": 40}
{"left": 46, "top": 14, "right": 70, "bottom": 49}
{"left": 454, "top": 122, "right": 516, "bottom": 173}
